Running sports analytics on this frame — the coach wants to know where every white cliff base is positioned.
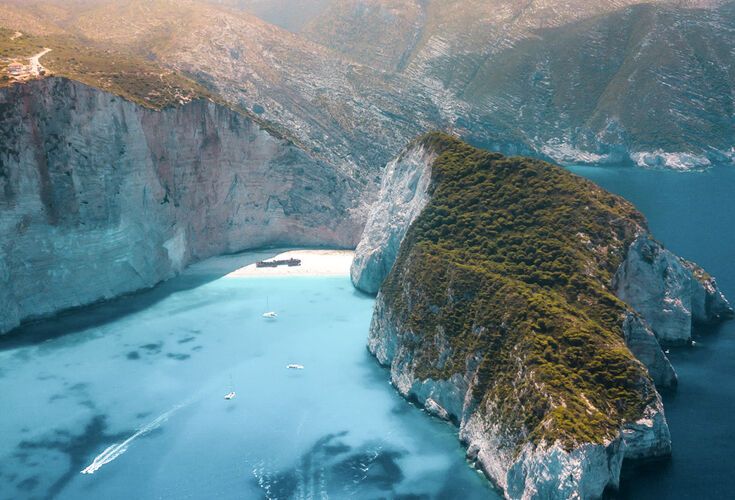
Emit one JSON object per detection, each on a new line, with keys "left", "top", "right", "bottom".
{"left": 368, "top": 292, "right": 672, "bottom": 500}
{"left": 630, "top": 151, "right": 712, "bottom": 171}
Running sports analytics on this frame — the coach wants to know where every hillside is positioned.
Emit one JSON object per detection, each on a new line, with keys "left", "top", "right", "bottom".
{"left": 0, "top": 28, "right": 214, "bottom": 109}
{"left": 2, "top": 0, "right": 732, "bottom": 171}
{"left": 303, "top": 0, "right": 735, "bottom": 168}
{"left": 3, "top": 0, "right": 439, "bottom": 174}
{"left": 355, "top": 133, "right": 732, "bottom": 497}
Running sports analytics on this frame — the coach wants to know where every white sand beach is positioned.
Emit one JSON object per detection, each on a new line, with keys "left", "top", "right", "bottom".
{"left": 225, "top": 250, "right": 354, "bottom": 278}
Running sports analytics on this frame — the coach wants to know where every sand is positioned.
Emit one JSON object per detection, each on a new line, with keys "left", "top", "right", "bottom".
{"left": 224, "top": 250, "right": 354, "bottom": 278}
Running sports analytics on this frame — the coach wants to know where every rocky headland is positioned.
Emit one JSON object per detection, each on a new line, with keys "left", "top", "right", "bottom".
{"left": 352, "top": 133, "right": 732, "bottom": 499}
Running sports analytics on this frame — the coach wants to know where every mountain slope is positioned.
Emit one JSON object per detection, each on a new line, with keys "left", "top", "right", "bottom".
{"left": 303, "top": 0, "right": 735, "bottom": 168}
{"left": 35, "top": 0, "right": 445, "bottom": 175}
{"left": 0, "top": 28, "right": 215, "bottom": 109}
{"left": 3, "top": 0, "right": 731, "bottom": 171}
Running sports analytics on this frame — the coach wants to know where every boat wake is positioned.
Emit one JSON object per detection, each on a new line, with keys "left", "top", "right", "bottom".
{"left": 81, "top": 401, "right": 189, "bottom": 475}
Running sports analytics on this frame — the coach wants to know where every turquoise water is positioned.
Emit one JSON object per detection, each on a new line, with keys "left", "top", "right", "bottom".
{"left": 3, "top": 165, "right": 733, "bottom": 500}
{"left": 0, "top": 252, "right": 495, "bottom": 499}
{"left": 569, "top": 165, "right": 735, "bottom": 499}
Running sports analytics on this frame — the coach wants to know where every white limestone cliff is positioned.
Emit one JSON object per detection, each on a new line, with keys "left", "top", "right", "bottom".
{"left": 614, "top": 235, "right": 733, "bottom": 345}
{"left": 0, "top": 77, "right": 366, "bottom": 334}
{"left": 350, "top": 144, "right": 436, "bottom": 294}
{"left": 622, "top": 313, "right": 677, "bottom": 387}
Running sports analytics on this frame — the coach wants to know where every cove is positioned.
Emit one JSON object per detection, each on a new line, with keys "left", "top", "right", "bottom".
{"left": 0, "top": 251, "right": 496, "bottom": 499}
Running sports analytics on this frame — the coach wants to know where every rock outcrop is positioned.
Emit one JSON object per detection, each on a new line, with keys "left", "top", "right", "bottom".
{"left": 622, "top": 313, "right": 677, "bottom": 387}
{"left": 0, "top": 77, "right": 365, "bottom": 334}
{"left": 357, "top": 134, "right": 731, "bottom": 499}
{"left": 614, "top": 235, "right": 733, "bottom": 345}
{"left": 350, "top": 143, "right": 436, "bottom": 294}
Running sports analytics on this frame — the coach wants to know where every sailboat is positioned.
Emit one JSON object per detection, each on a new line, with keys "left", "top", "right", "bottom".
{"left": 224, "top": 374, "right": 236, "bottom": 400}
{"left": 262, "top": 296, "right": 278, "bottom": 319}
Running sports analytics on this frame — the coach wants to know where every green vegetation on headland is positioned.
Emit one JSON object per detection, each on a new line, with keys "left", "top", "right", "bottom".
{"left": 382, "top": 133, "right": 655, "bottom": 449}
{"left": 0, "top": 28, "right": 214, "bottom": 109}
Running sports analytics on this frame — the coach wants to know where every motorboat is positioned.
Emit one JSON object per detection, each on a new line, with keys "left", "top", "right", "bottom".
{"left": 224, "top": 392, "right": 236, "bottom": 400}
{"left": 287, "top": 364, "right": 304, "bottom": 370}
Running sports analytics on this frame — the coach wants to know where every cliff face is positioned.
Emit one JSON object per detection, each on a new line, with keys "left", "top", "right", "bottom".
{"left": 0, "top": 77, "right": 364, "bottom": 334}
{"left": 350, "top": 143, "right": 436, "bottom": 293}
{"left": 355, "top": 134, "right": 731, "bottom": 499}
{"left": 614, "top": 235, "right": 733, "bottom": 345}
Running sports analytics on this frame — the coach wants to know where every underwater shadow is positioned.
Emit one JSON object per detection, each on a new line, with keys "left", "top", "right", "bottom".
{"left": 12, "top": 415, "right": 132, "bottom": 500}
{"left": 251, "top": 431, "right": 406, "bottom": 499}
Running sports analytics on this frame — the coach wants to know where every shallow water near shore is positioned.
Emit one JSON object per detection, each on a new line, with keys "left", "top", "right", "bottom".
{"left": 569, "top": 164, "right": 735, "bottom": 499}
{"left": 0, "top": 256, "right": 496, "bottom": 499}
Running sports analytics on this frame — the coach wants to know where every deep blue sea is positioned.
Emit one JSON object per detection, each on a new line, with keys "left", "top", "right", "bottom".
{"left": 568, "top": 164, "right": 735, "bottom": 499}
{"left": 1, "top": 165, "right": 733, "bottom": 499}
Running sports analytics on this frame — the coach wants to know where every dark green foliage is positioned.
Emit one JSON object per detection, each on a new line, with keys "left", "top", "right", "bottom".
{"left": 382, "top": 133, "right": 655, "bottom": 450}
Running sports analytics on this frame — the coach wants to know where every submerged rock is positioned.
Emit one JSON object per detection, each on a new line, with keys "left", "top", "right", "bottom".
{"left": 358, "top": 133, "right": 731, "bottom": 499}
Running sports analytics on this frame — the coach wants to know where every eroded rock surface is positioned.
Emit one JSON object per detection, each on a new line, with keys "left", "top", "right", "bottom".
{"left": 615, "top": 235, "right": 733, "bottom": 345}
{"left": 350, "top": 144, "right": 436, "bottom": 294}
{"left": 0, "top": 77, "right": 365, "bottom": 334}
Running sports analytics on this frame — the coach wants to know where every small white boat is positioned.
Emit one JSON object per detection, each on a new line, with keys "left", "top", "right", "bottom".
{"left": 665, "top": 349, "right": 670, "bottom": 354}
{"left": 224, "top": 392, "right": 236, "bottom": 400}
{"left": 287, "top": 364, "right": 304, "bottom": 370}
{"left": 262, "top": 311, "right": 278, "bottom": 319}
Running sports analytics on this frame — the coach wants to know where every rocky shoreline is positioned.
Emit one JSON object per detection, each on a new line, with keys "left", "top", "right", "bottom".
{"left": 352, "top": 134, "right": 732, "bottom": 499}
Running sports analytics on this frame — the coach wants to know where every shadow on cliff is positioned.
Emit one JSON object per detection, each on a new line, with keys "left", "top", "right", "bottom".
{"left": 0, "top": 247, "right": 318, "bottom": 351}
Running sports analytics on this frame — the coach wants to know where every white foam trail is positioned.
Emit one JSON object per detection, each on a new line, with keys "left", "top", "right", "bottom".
{"left": 81, "top": 402, "right": 188, "bottom": 475}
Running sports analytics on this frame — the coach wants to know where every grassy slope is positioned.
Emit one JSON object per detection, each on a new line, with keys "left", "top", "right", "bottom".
{"left": 0, "top": 26, "right": 296, "bottom": 142}
{"left": 0, "top": 28, "right": 215, "bottom": 109}
{"left": 382, "top": 133, "right": 656, "bottom": 449}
